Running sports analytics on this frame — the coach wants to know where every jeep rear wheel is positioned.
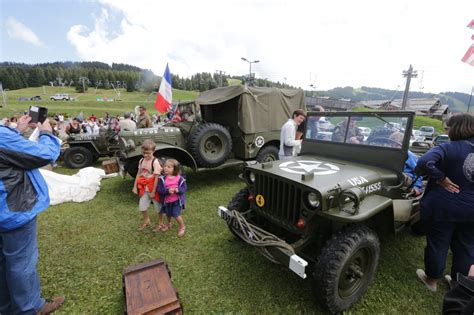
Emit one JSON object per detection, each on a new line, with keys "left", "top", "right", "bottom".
{"left": 188, "top": 123, "right": 232, "bottom": 168}
{"left": 256, "top": 145, "right": 279, "bottom": 163}
{"left": 64, "top": 146, "right": 93, "bottom": 169}
{"left": 227, "top": 188, "right": 250, "bottom": 239}
{"left": 312, "top": 225, "right": 380, "bottom": 313}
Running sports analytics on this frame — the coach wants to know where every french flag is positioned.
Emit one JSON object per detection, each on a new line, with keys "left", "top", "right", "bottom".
{"left": 155, "top": 63, "right": 172, "bottom": 113}
{"left": 462, "top": 45, "right": 474, "bottom": 66}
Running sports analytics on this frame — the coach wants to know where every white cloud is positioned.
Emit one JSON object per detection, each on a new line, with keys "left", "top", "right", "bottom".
{"left": 66, "top": 0, "right": 474, "bottom": 94}
{"left": 5, "top": 17, "right": 44, "bottom": 47}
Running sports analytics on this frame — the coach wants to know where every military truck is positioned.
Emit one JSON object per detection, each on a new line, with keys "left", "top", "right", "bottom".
{"left": 117, "top": 86, "right": 306, "bottom": 177}
{"left": 63, "top": 129, "right": 120, "bottom": 168}
{"left": 218, "top": 111, "right": 422, "bottom": 313}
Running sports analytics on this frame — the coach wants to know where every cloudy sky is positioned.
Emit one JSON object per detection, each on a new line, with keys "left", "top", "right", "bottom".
{"left": 1, "top": 0, "right": 473, "bottom": 94}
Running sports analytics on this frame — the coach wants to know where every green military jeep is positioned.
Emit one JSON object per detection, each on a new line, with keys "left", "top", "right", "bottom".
{"left": 218, "top": 111, "right": 422, "bottom": 313}
{"left": 63, "top": 129, "right": 120, "bottom": 168}
{"left": 117, "top": 86, "right": 305, "bottom": 177}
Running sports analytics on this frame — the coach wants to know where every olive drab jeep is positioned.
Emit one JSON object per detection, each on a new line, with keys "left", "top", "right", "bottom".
{"left": 116, "top": 86, "right": 306, "bottom": 177}
{"left": 63, "top": 129, "right": 120, "bottom": 168}
{"left": 218, "top": 111, "right": 422, "bottom": 313}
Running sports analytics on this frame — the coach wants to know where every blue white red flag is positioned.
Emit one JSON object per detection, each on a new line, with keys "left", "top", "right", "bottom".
{"left": 155, "top": 63, "right": 172, "bottom": 113}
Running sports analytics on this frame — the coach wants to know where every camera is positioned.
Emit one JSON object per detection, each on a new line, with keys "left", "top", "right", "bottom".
{"left": 28, "top": 106, "right": 48, "bottom": 123}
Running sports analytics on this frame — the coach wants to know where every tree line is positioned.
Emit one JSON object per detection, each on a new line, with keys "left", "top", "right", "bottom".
{"left": 0, "top": 61, "right": 293, "bottom": 93}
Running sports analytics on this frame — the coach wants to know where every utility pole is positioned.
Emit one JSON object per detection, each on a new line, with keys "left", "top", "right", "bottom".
{"left": 401, "top": 64, "right": 417, "bottom": 110}
{"left": 215, "top": 70, "right": 225, "bottom": 87}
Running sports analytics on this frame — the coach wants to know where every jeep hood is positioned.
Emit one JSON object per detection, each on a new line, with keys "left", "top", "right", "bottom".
{"left": 248, "top": 155, "right": 399, "bottom": 193}
{"left": 195, "top": 85, "right": 306, "bottom": 134}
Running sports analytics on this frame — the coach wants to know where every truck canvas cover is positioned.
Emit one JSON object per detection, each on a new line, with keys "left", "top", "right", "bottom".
{"left": 195, "top": 85, "right": 305, "bottom": 134}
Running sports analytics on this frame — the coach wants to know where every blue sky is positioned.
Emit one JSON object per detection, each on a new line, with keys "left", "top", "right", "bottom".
{"left": 1, "top": 0, "right": 474, "bottom": 94}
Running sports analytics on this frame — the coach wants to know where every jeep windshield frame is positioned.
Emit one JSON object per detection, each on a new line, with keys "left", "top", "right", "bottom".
{"left": 300, "top": 111, "right": 414, "bottom": 174}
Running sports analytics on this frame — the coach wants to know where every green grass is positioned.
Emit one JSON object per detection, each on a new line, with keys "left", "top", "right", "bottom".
{"left": 0, "top": 86, "right": 198, "bottom": 118}
{"left": 34, "top": 161, "right": 446, "bottom": 314}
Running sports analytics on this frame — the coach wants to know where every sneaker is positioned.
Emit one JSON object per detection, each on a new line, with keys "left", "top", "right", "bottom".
{"left": 37, "top": 296, "right": 66, "bottom": 315}
{"left": 445, "top": 275, "right": 453, "bottom": 289}
{"left": 416, "top": 269, "right": 437, "bottom": 292}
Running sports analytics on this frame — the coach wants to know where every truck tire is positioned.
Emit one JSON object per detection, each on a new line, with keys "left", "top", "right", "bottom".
{"left": 312, "top": 225, "right": 380, "bottom": 313}
{"left": 227, "top": 188, "right": 250, "bottom": 239}
{"left": 124, "top": 156, "right": 140, "bottom": 178}
{"left": 255, "top": 145, "right": 279, "bottom": 163}
{"left": 64, "top": 146, "right": 93, "bottom": 169}
{"left": 188, "top": 123, "right": 232, "bottom": 168}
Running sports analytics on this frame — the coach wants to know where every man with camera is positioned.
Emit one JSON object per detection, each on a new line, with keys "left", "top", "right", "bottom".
{"left": 0, "top": 112, "right": 65, "bottom": 314}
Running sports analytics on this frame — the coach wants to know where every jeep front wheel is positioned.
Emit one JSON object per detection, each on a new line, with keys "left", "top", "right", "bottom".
{"left": 312, "top": 225, "right": 380, "bottom": 313}
{"left": 188, "top": 123, "right": 232, "bottom": 168}
{"left": 256, "top": 145, "right": 279, "bottom": 163}
{"left": 64, "top": 146, "right": 93, "bottom": 169}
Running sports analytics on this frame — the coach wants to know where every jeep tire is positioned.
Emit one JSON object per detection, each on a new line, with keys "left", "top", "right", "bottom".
{"left": 64, "top": 146, "right": 93, "bottom": 169}
{"left": 188, "top": 123, "right": 232, "bottom": 168}
{"left": 227, "top": 188, "right": 250, "bottom": 239}
{"left": 256, "top": 145, "right": 279, "bottom": 163}
{"left": 312, "top": 225, "right": 380, "bottom": 313}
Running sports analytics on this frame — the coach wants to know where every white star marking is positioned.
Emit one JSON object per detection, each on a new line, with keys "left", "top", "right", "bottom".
{"left": 279, "top": 160, "right": 340, "bottom": 175}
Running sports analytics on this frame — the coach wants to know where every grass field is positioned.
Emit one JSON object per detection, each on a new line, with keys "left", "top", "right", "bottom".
{"left": 33, "top": 161, "right": 448, "bottom": 314}
{"left": 0, "top": 86, "right": 198, "bottom": 119}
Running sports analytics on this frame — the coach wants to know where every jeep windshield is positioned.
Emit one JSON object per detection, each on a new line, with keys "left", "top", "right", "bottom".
{"left": 301, "top": 111, "right": 414, "bottom": 173}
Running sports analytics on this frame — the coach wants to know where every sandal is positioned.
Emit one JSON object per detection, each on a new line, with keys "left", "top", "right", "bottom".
{"left": 153, "top": 224, "right": 165, "bottom": 232}
{"left": 160, "top": 223, "right": 171, "bottom": 232}
{"left": 177, "top": 226, "right": 186, "bottom": 237}
{"left": 416, "top": 269, "right": 437, "bottom": 292}
{"left": 138, "top": 221, "right": 151, "bottom": 231}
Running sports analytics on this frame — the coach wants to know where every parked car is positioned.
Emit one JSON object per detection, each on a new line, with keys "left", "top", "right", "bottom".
{"left": 30, "top": 95, "right": 42, "bottom": 101}
{"left": 116, "top": 86, "right": 306, "bottom": 177}
{"left": 433, "top": 134, "right": 450, "bottom": 146}
{"left": 418, "top": 126, "right": 435, "bottom": 140}
{"left": 218, "top": 111, "right": 423, "bottom": 313}
{"left": 50, "top": 93, "right": 71, "bottom": 101}
{"left": 410, "top": 129, "right": 425, "bottom": 145}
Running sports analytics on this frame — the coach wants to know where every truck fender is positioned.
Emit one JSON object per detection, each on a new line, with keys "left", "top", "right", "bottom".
{"left": 155, "top": 144, "right": 197, "bottom": 171}
{"left": 68, "top": 141, "right": 100, "bottom": 156}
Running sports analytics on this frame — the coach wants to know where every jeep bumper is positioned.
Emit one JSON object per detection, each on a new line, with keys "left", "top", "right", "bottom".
{"left": 217, "top": 206, "right": 308, "bottom": 279}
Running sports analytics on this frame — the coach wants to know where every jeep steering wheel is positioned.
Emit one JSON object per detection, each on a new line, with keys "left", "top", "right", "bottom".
{"left": 367, "top": 137, "right": 401, "bottom": 147}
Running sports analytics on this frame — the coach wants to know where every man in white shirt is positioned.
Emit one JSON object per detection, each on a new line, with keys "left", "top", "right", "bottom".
{"left": 279, "top": 109, "right": 306, "bottom": 159}
{"left": 118, "top": 112, "right": 137, "bottom": 131}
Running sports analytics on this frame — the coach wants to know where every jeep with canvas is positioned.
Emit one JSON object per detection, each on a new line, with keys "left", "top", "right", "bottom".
{"left": 116, "top": 86, "right": 306, "bottom": 177}
{"left": 218, "top": 111, "right": 422, "bottom": 312}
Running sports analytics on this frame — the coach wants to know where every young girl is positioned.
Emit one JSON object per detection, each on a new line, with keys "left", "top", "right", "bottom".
{"left": 156, "top": 159, "right": 187, "bottom": 237}
{"left": 132, "top": 139, "right": 162, "bottom": 231}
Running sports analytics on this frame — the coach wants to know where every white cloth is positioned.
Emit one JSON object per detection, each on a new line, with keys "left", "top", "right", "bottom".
{"left": 39, "top": 167, "right": 116, "bottom": 205}
{"left": 279, "top": 119, "right": 301, "bottom": 159}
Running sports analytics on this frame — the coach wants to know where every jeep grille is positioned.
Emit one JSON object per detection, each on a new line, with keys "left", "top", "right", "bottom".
{"left": 254, "top": 173, "right": 302, "bottom": 225}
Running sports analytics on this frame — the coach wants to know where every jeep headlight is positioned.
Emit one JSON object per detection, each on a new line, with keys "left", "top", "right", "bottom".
{"left": 307, "top": 192, "right": 320, "bottom": 208}
{"left": 248, "top": 171, "right": 256, "bottom": 183}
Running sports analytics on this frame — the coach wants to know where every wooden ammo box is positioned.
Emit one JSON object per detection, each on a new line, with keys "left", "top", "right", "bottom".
{"left": 102, "top": 158, "right": 119, "bottom": 174}
{"left": 122, "top": 259, "right": 183, "bottom": 314}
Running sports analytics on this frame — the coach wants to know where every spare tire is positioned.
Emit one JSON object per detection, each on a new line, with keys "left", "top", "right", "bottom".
{"left": 187, "top": 123, "right": 232, "bottom": 168}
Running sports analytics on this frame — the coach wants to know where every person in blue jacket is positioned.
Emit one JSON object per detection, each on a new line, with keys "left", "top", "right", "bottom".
{"left": 0, "top": 115, "right": 65, "bottom": 314}
{"left": 415, "top": 113, "right": 474, "bottom": 292}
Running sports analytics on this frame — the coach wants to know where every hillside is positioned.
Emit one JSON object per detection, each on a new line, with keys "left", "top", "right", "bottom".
{"left": 318, "top": 86, "right": 471, "bottom": 112}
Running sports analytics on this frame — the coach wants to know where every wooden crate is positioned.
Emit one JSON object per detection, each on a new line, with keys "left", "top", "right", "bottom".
{"left": 102, "top": 158, "right": 119, "bottom": 174}
{"left": 122, "top": 259, "right": 183, "bottom": 315}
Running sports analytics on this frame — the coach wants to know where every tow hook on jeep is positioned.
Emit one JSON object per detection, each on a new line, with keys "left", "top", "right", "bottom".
{"left": 217, "top": 206, "right": 308, "bottom": 279}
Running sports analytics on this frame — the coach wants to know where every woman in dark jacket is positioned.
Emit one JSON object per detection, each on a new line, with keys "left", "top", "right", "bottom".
{"left": 415, "top": 113, "right": 474, "bottom": 292}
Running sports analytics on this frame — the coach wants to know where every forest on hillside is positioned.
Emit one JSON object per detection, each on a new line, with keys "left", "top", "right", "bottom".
{"left": 0, "top": 61, "right": 470, "bottom": 111}
{"left": 0, "top": 61, "right": 291, "bottom": 93}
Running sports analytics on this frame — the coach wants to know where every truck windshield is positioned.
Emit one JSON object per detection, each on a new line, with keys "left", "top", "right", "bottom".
{"left": 305, "top": 114, "right": 409, "bottom": 148}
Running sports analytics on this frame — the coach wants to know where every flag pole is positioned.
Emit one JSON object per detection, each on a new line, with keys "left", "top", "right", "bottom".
{"left": 468, "top": 86, "right": 473, "bottom": 113}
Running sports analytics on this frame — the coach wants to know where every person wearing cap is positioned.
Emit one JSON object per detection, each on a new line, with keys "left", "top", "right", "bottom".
{"left": 137, "top": 106, "right": 152, "bottom": 129}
